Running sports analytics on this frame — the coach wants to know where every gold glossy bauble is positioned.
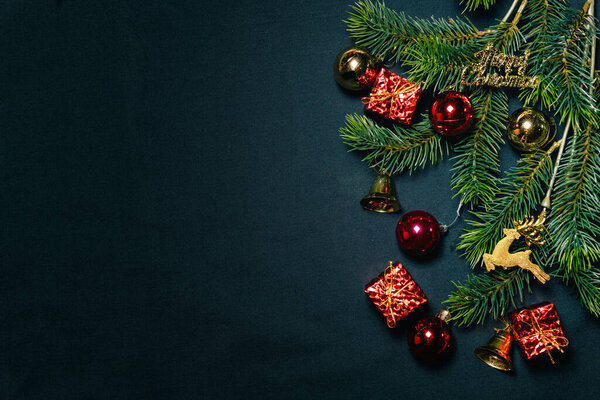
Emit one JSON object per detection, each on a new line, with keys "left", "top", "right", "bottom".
{"left": 506, "top": 107, "right": 555, "bottom": 152}
{"left": 333, "top": 46, "right": 380, "bottom": 91}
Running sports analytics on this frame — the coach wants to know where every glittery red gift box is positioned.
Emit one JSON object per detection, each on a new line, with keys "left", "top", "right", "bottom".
{"left": 364, "top": 262, "right": 428, "bottom": 328}
{"left": 509, "top": 302, "right": 569, "bottom": 363}
{"left": 364, "top": 69, "right": 422, "bottom": 124}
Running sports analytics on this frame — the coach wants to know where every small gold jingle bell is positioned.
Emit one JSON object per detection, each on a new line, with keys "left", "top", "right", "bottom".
{"left": 360, "top": 174, "right": 401, "bottom": 213}
{"left": 506, "top": 107, "right": 555, "bottom": 152}
{"left": 474, "top": 326, "right": 514, "bottom": 372}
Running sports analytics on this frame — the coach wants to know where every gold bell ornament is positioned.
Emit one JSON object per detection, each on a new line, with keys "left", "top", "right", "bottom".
{"left": 360, "top": 174, "right": 401, "bottom": 213}
{"left": 474, "top": 325, "right": 514, "bottom": 372}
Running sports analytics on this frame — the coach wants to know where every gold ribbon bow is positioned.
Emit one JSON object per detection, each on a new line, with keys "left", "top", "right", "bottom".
{"left": 381, "top": 262, "right": 412, "bottom": 328}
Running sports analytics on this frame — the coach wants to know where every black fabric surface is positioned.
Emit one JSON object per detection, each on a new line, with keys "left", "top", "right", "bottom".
{"left": 1, "top": 0, "right": 599, "bottom": 399}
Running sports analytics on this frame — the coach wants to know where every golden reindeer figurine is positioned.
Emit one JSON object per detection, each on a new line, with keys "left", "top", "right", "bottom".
{"left": 483, "top": 211, "right": 550, "bottom": 284}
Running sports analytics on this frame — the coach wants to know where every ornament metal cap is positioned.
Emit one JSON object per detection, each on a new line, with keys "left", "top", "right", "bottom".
{"left": 474, "top": 327, "right": 514, "bottom": 372}
{"left": 360, "top": 174, "right": 401, "bottom": 213}
{"left": 436, "top": 309, "right": 451, "bottom": 322}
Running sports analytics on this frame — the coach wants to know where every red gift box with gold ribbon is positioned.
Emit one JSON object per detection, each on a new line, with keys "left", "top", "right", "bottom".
{"left": 363, "top": 69, "right": 422, "bottom": 124}
{"left": 509, "top": 302, "right": 569, "bottom": 363}
{"left": 364, "top": 261, "right": 428, "bottom": 328}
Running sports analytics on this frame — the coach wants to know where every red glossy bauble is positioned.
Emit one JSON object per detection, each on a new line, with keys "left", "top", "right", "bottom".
{"left": 430, "top": 91, "right": 474, "bottom": 136}
{"left": 408, "top": 312, "right": 452, "bottom": 363}
{"left": 395, "top": 210, "right": 441, "bottom": 256}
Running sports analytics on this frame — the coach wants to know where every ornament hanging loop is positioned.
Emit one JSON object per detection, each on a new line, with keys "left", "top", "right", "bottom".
{"left": 439, "top": 196, "right": 465, "bottom": 235}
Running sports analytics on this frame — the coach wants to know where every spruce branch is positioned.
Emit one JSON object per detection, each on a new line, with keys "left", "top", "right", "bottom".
{"left": 339, "top": 114, "right": 449, "bottom": 174}
{"left": 345, "top": 0, "right": 491, "bottom": 68}
{"left": 401, "top": 16, "right": 524, "bottom": 93}
{"left": 555, "top": 268, "right": 600, "bottom": 317}
{"left": 458, "top": 150, "right": 555, "bottom": 267}
{"left": 344, "top": 1, "right": 527, "bottom": 91}
{"left": 547, "top": 122, "right": 600, "bottom": 276}
{"left": 520, "top": 1, "right": 598, "bottom": 128}
{"left": 545, "top": 2, "right": 600, "bottom": 316}
{"left": 450, "top": 89, "right": 507, "bottom": 208}
{"left": 444, "top": 268, "right": 530, "bottom": 326}
{"left": 401, "top": 38, "right": 478, "bottom": 91}
{"left": 521, "top": 0, "right": 569, "bottom": 40}
{"left": 488, "top": 0, "right": 526, "bottom": 55}
{"left": 519, "top": 0, "right": 569, "bottom": 108}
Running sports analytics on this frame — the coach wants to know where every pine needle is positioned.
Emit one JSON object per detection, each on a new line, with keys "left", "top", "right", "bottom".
{"left": 460, "top": 0, "right": 497, "bottom": 12}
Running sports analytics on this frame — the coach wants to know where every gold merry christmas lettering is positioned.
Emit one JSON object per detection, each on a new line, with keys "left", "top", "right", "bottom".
{"left": 461, "top": 43, "right": 539, "bottom": 89}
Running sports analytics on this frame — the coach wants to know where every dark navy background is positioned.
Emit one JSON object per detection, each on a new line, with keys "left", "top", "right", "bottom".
{"left": 0, "top": 0, "right": 598, "bottom": 398}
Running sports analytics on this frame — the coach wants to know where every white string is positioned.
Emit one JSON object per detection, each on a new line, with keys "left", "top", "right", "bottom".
{"left": 440, "top": 196, "right": 464, "bottom": 232}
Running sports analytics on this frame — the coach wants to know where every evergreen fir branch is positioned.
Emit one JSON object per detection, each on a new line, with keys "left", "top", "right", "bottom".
{"left": 557, "top": 268, "right": 600, "bottom": 317}
{"left": 345, "top": 1, "right": 526, "bottom": 91}
{"left": 401, "top": 38, "right": 478, "bottom": 91}
{"left": 521, "top": 0, "right": 569, "bottom": 40}
{"left": 401, "top": 18, "right": 523, "bottom": 90}
{"left": 547, "top": 77, "right": 600, "bottom": 316}
{"left": 488, "top": 19, "right": 525, "bottom": 55}
{"left": 546, "top": 123, "right": 600, "bottom": 275}
{"left": 520, "top": 2, "right": 597, "bottom": 128}
{"left": 339, "top": 114, "right": 449, "bottom": 174}
{"left": 444, "top": 268, "right": 530, "bottom": 326}
{"left": 345, "top": 0, "right": 491, "bottom": 66}
{"left": 460, "top": 0, "right": 497, "bottom": 12}
{"left": 450, "top": 88, "right": 507, "bottom": 208}
{"left": 458, "top": 150, "right": 555, "bottom": 267}
{"left": 519, "top": 0, "right": 569, "bottom": 108}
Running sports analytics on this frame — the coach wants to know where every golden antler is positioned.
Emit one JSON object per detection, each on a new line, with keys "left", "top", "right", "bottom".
{"left": 515, "top": 210, "right": 547, "bottom": 246}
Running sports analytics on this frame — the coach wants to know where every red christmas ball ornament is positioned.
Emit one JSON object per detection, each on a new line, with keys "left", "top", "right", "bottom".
{"left": 408, "top": 310, "right": 453, "bottom": 364}
{"left": 430, "top": 91, "right": 474, "bottom": 136}
{"left": 395, "top": 210, "right": 441, "bottom": 256}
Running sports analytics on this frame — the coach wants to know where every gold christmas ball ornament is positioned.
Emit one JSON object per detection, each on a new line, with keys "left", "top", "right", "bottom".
{"left": 333, "top": 46, "right": 380, "bottom": 91}
{"left": 506, "top": 107, "right": 555, "bottom": 152}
